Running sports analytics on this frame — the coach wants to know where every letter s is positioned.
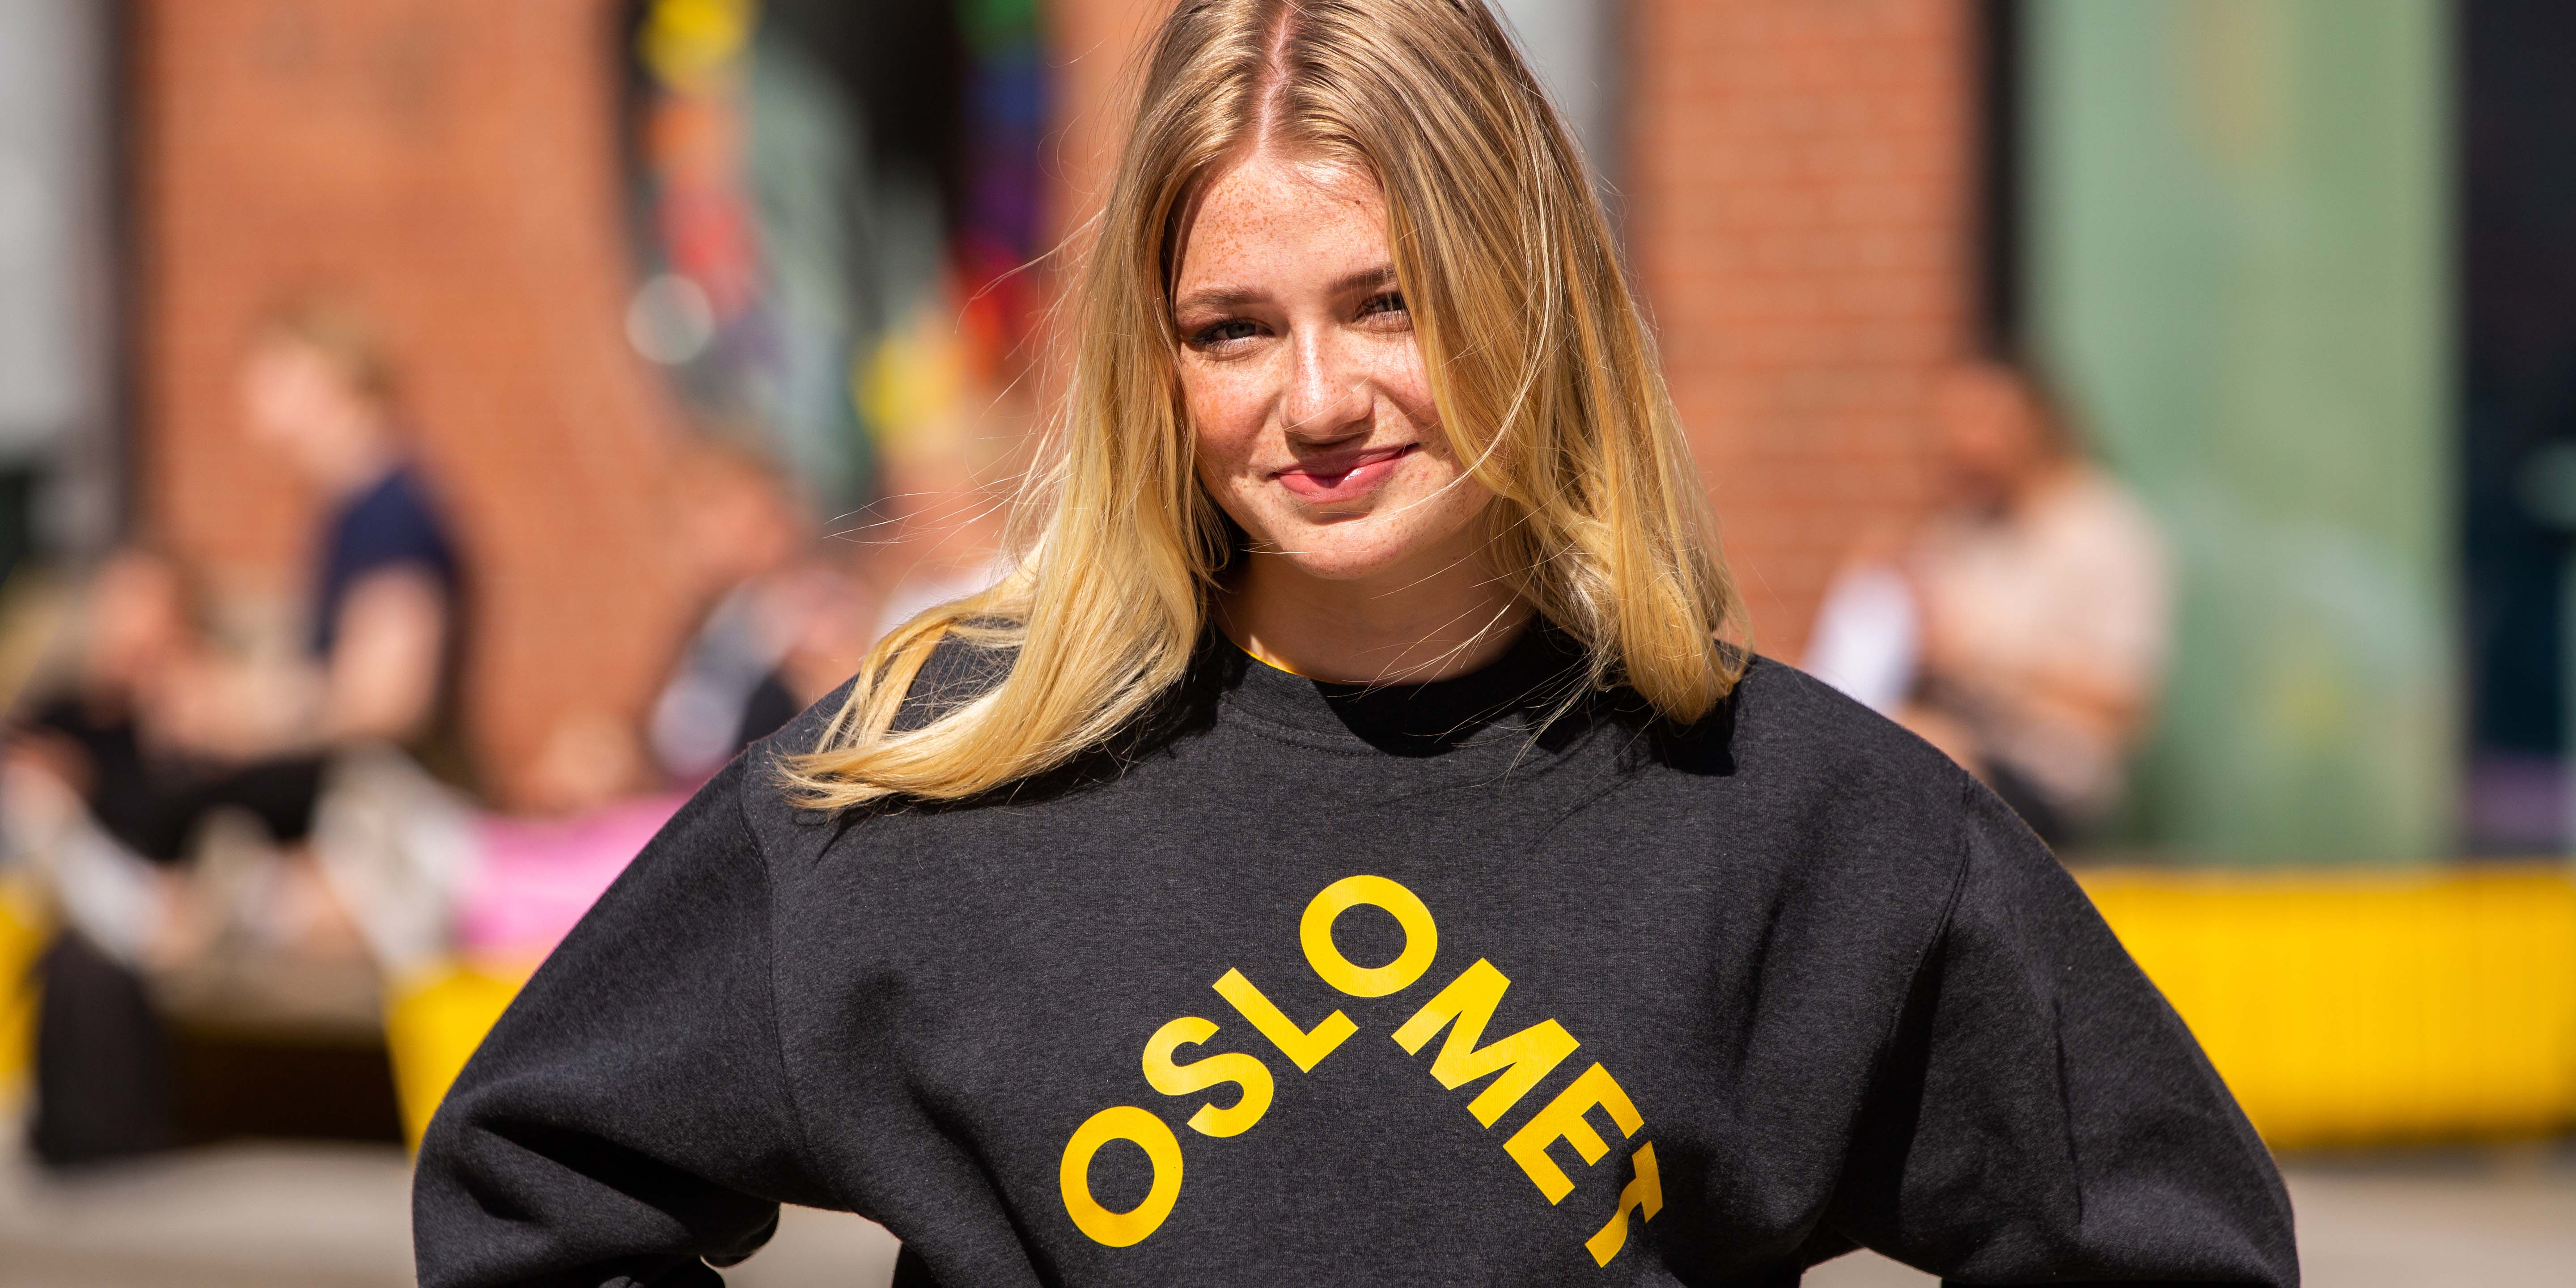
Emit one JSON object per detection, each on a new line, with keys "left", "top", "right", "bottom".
{"left": 1141, "top": 1016, "right": 1276, "bottom": 1137}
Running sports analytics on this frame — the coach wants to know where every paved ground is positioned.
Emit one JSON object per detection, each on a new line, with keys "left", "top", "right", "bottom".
{"left": 0, "top": 1132, "right": 2568, "bottom": 1286}
{"left": 1807, "top": 1145, "right": 2576, "bottom": 1288}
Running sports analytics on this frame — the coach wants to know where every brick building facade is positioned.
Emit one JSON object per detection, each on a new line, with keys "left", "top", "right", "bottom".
{"left": 134, "top": 0, "right": 1974, "bottom": 802}
{"left": 1630, "top": 0, "right": 1970, "bottom": 657}
{"left": 136, "top": 0, "right": 697, "bottom": 804}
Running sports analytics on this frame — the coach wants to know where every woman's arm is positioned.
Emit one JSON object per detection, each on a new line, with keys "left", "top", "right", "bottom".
{"left": 413, "top": 758, "right": 839, "bottom": 1288}
{"left": 324, "top": 567, "right": 449, "bottom": 744}
{"left": 1823, "top": 783, "right": 2297, "bottom": 1286}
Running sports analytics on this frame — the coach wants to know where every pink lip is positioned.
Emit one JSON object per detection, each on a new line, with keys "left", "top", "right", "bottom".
{"left": 1274, "top": 443, "right": 1415, "bottom": 503}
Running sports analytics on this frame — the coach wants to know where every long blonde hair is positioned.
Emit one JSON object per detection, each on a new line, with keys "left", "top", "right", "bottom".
{"left": 784, "top": 0, "right": 1741, "bottom": 809}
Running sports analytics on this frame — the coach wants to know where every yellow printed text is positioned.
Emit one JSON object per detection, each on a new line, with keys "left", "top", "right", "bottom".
{"left": 1142, "top": 1017, "right": 1275, "bottom": 1138}
{"left": 1301, "top": 874, "right": 1440, "bottom": 997}
{"left": 1504, "top": 1063, "right": 1645, "bottom": 1204}
{"left": 1214, "top": 967, "right": 1356, "bottom": 1072}
{"left": 1059, "top": 1106, "right": 1185, "bottom": 1248}
{"left": 1392, "top": 958, "right": 1581, "bottom": 1127}
{"left": 1584, "top": 1142, "right": 1664, "bottom": 1266}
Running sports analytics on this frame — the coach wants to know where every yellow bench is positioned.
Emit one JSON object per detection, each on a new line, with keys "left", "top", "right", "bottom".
{"left": 385, "top": 959, "right": 539, "bottom": 1147}
{"left": 0, "top": 877, "right": 46, "bottom": 1098}
{"left": 2081, "top": 865, "right": 2576, "bottom": 1150}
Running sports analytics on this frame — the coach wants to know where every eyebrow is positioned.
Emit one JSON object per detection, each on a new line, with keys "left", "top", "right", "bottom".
{"left": 1173, "top": 264, "right": 1399, "bottom": 314}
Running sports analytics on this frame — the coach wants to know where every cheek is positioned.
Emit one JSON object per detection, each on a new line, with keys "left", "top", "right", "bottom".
{"left": 1375, "top": 339, "right": 1435, "bottom": 410}
{"left": 1190, "top": 427, "right": 1245, "bottom": 505}
{"left": 1364, "top": 339, "right": 1442, "bottom": 452}
{"left": 1180, "top": 365, "right": 1267, "bottom": 482}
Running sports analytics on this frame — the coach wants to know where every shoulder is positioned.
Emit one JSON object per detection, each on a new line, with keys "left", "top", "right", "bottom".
{"left": 561, "top": 751, "right": 775, "bottom": 932}
{"left": 1652, "top": 656, "right": 1996, "bottom": 877}
{"left": 889, "top": 630, "right": 1016, "bottom": 733}
{"left": 2058, "top": 468, "right": 2167, "bottom": 558}
{"left": 348, "top": 464, "right": 444, "bottom": 526}
{"left": 733, "top": 629, "right": 1015, "bottom": 827}
{"left": 751, "top": 630, "right": 1015, "bottom": 760}
{"left": 1721, "top": 655, "right": 1969, "bottom": 793}
{"left": 337, "top": 466, "right": 459, "bottom": 569}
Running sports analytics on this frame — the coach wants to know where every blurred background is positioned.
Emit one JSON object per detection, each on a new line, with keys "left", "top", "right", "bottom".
{"left": 0, "top": 0, "right": 2567, "bottom": 1284}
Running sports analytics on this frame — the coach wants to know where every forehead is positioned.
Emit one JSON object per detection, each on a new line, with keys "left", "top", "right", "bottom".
{"left": 1174, "top": 154, "right": 1389, "bottom": 290}
{"left": 245, "top": 334, "right": 353, "bottom": 385}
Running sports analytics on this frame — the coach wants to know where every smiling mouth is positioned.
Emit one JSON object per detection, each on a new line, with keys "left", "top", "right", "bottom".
{"left": 1274, "top": 443, "right": 1415, "bottom": 502}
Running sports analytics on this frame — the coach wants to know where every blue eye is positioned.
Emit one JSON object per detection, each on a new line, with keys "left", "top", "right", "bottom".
{"left": 1191, "top": 319, "right": 1260, "bottom": 347}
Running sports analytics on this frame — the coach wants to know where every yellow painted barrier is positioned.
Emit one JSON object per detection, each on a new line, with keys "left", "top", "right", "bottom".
{"left": 378, "top": 871, "right": 2576, "bottom": 1155}
{"left": 384, "top": 959, "right": 536, "bottom": 1148}
{"left": 2082, "top": 866, "right": 2576, "bottom": 1150}
{"left": 0, "top": 877, "right": 48, "bottom": 1095}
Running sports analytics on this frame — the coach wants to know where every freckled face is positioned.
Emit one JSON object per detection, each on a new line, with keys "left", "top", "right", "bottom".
{"left": 1173, "top": 154, "right": 1494, "bottom": 582}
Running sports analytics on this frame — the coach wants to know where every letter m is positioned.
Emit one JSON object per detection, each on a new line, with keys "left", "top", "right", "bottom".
{"left": 1391, "top": 958, "right": 1579, "bottom": 1127}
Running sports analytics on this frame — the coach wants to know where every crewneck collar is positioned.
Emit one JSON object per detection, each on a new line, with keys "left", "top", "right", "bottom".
{"left": 1207, "top": 622, "right": 1590, "bottom": 754}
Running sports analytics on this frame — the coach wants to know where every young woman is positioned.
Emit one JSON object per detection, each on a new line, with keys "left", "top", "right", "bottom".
{"left": 414, "top": 2, "right": 2296, "bottom": 1284}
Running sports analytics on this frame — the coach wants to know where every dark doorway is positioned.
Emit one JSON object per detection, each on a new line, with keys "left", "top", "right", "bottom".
{"left": 2461, "top": 1, "right": 2576, "bottom": 851}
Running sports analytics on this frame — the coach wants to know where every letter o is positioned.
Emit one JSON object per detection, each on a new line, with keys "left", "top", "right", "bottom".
{"left": 1300, "top": 874, "right": 1439, "bottom": 997}
{"left": 1059, "top": 1106, "right": 1184, "bottom": 1248}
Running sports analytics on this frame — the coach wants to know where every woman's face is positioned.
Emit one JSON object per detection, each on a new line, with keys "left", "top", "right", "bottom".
{"left": 1172, "top": 154, "right": 1494, "bottom": 583}
{"left": 240, "top": 337, "right": 382, "bottom": 489}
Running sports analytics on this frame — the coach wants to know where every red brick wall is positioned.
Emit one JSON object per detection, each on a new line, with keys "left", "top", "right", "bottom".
{"left": 136, "top": 0, "right": 697, "bottom": 805}
{"left": 1630, "top": 0, "right": 1975, "bottom": 657}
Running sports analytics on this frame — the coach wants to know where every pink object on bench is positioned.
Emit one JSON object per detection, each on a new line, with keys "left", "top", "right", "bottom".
{"left": 454, "top": 792, "right": 691, "bottom": 960}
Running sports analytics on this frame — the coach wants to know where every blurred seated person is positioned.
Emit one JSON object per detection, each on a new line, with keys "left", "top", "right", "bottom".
{"left": 13, "top": 305, "right": 464, "bottom": 928}
{"left": 317, "top": 436, "right": 864, "bottom": 982}
{"left": 644, "top": 437, "right": 826, "bottom": 788}
{"left": 7, "top": 554, "right": 201, "bottom": 956}
{"left": 1805, "top": 359, "right": 2172, "bottom": 847}
{"left": 516, "top": 436, "right": 860, "bottom": 819}
{"left": 3, "top": 304, "right": 465, "bottom": 1162}
{"left": 428, "top": 438, "right": 872, "bottom": 969}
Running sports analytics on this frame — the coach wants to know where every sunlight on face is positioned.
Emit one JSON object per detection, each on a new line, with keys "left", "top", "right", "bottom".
{"left": 239, "top": 337, "right": 382, "bottom": 489}
{"left": 1932, "top": 364, "right": 2056, "bottom": 509}
{"left": 1172, "top": 154, "right": 1495, "bottom": 584}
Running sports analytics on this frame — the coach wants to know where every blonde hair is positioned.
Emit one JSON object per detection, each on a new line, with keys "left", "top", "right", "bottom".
{"left": 257, "top": 300, "right": 397, "bottom": 406}
{"left": 784, "top": 0, "right": 1741, "bottom": 809}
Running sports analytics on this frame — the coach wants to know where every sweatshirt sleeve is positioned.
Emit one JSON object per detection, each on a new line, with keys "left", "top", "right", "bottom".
{"left": 412, "top": 758, "right": 836, "bottom": 1288}
{"left": 1823, "top": 782, "right": 2299, "bottom": 1287}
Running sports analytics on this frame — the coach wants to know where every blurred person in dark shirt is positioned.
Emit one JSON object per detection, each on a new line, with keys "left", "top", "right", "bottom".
{"left": 235, "top": 303, "right": 466, "bottom": 776}
{"left": 1806, "top": 360, "right": 2172, "bottom": 846}
{"left": 2, "top": 303, "right": 467, "bottom": 1162}
{"left": 12, "top": 305, "right": 467, "bottom": 925}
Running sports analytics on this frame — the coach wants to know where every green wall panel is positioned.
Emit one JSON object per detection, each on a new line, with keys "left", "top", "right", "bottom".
{"left": 2026, "top": 0, "right": 2452, "bottom": 861}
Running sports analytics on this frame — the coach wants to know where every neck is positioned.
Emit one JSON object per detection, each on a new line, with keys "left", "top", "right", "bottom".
{"left": 1965, "top": 453, "right": 2080, "bottom": 521}
{"left": 316, "top": 428, "right": 399, "bottom": 500}
{"left": 2019, "top": 452, "right": 2085, "bottom": 504}
{"left": 1217, "top": 544, "right": 1530, "bottom": 685}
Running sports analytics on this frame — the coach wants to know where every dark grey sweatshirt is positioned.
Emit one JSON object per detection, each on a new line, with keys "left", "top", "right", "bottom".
{"left": 413, "top": 630, "right": 2297, "bottom": 1287}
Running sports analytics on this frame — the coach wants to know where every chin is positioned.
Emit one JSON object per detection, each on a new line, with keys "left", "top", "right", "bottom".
{"left": 1275, "top": 549, "right": 1405, "bottom": 582}
{"left": 1251, "top": 518, "right": 1446, "bottom": 582}
{"left": 1224, "top": 476, "right": 1495, "bottom": 584}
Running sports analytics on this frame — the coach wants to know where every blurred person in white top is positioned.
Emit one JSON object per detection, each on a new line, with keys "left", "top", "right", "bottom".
{"left": 1806, "top": 360, "right": 2173, "bottom": 845}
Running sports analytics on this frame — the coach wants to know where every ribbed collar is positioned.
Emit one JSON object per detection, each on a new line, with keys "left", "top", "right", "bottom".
{"left": 1203, "top": 623, "right": 1592, "bottom": 755}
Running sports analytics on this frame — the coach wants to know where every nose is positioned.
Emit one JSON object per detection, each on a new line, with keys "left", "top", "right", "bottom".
{"left": 1281, "top": 328, "right": 1370, "bottom": 444}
